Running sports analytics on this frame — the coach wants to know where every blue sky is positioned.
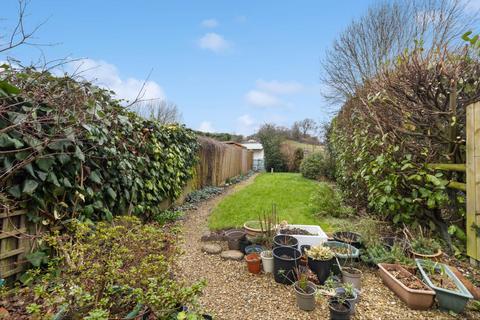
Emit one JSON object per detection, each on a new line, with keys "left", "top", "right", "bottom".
{"left": 1, "top": 0, "right": 379, "bottom": 135}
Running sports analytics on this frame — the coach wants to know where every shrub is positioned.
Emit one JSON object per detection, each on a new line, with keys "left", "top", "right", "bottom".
{"left": 300, "top": 152, "right": 333, "bottom": 180}
{"left": 0, "top": 66, "right": 198, "bottom": 224}
{"left": 309, "top": 183, "right": 353, "bottom": 218}
{"left": 3, "top": 216, "right": 205, "bottom": 319}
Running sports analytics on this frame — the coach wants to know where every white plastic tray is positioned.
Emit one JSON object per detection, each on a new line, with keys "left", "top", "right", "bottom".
{"left": 278, "top": 224, "right": 328, "bottom": 250}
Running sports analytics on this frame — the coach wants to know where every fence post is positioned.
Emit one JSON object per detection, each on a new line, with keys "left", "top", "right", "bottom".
{"left": 467, "top": 102, "right": 480, "bottom": 265}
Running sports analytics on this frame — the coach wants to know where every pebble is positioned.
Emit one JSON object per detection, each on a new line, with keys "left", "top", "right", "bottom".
{"left": 220, "top": 250, "right": 244, "bottom": 260}
{"left": 202, "top": 243, "right": 222, "bottom": 254}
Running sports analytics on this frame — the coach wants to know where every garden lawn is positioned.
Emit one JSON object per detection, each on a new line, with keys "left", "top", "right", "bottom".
{"left": 208, "top": 173, "right": 329, "bottom": 230}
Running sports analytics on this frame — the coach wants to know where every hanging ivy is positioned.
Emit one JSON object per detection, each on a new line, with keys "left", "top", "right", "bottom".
{"left": 0, "top": 65, "right": 198, "bottom": 224}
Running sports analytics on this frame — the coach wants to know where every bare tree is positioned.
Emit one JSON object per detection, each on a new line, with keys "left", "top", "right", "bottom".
{"left": 133, "top": 100, "right": 182, "bottom": 124}
{"left": 321, "top": 0, "right": 476, "bottom": 103}
{"left": 0, "top": 0, "right": 46, "bottom": 54}
{"left": 296, "top": 118, "right": 318, "bottom": 138}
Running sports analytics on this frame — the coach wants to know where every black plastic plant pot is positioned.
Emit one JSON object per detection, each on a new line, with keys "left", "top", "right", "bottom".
{"left": 273, "top": 234, "right": 299, "bottom": 249}
{"left": 239, "top": 237, "right": 252, "bottom": 254}
{"left": 333, "top": 231, "right": 362, "bottom": 249}
{"left": 272, "top": 246, "right": 302, "bottom": 284}
{"left": 308, "top": 256, "right": 334, "bottom": 285}
{"left": 328, "top": 297, "right": 352, "bottom": 320}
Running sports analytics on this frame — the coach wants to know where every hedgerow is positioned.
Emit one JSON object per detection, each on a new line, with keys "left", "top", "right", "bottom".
{"left": 0, "top": 65, "right": 198, "bottom": 224}
{"left": 327, "top": 47, "right": 480, "bottom": 248}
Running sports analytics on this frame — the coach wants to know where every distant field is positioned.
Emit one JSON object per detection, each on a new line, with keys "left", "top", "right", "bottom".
{"left": 283, "top": 140, "right": 324, "bottom": 154}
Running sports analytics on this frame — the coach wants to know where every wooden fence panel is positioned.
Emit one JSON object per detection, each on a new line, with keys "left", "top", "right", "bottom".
{"left": 467, "top": 102, "right": 480, "bottom": 263}
{"left": 0, "top": 210, "right": 32, "bottom": 281}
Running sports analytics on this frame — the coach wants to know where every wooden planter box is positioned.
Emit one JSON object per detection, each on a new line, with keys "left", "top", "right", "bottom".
{"left": 416, "top": 259, "right": 473, "bottom": 313}
{"left": 378, "top": 263, "right": 435, "bottom": 310}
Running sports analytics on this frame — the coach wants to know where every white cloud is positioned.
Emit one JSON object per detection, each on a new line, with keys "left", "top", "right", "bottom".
{"left": 198, "top": 33, "right": 230, "bottom": 53}
{"left": 256, "top": 79, "right": 304, "bottom": 95}
{"left": 245, "top": 90, "right": 284, "bottom": 107}
{"left": 201, "top": 19, "right": 219, "bottom": 28}
{"left": 64, "top": 59, "right": 165, "bottom": 102}
{"left": 198, "top": 121, "right": 216, "bottom": 132}
{"left": 236, "top": 114, "right": 258, "bottom": 135}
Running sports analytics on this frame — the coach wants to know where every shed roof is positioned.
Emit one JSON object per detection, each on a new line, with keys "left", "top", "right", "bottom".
{"left": 241, "top": 142, "right": 263, "bottom": 150}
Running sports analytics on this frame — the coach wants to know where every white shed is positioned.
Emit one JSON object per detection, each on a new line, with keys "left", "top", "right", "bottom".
{"left": 241, "top": 140, "right": 264, "bottom": 171}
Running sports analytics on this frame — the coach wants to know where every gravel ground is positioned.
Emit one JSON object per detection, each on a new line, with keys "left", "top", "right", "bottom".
{"left": 176, "top": 174, "right": 479, "bottom": 320}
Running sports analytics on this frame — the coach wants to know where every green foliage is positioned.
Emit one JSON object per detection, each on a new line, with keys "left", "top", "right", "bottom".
{"left": 0, "top": 67, "right": 198, "bottom": 224}
{"left": 328, "top": 120, "right": 450, "bottom": 227}
{"left": 8, "top": 216, "right": 204, "bottom": 318}
{"left": 300, "top": 152, "right": 333, "bottom": 180}
{"left": 153, "top": 209, "right": 183, "bottom": 225}
{"left": 257, "top": 124, "right": 286, "bottom": 172}
{"left": 411, "top": 237, "right": 442, "bottom": 255}
{"left": 309, "top": 183, "right": 353, "bottom": 218}
{"left": 362, "top": 243, "right": 414, "bottom": 266}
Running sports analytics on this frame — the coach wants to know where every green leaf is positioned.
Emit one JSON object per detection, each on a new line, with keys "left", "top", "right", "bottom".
{"left": 47, "top": 172, "right": 60, "bottom": 187}
{"left": 26, "top": 251, "right": 48, "bottom": 267}
{"left": 8, "top": 185, "right": 21, "bottom": 198}
{"left": 22, "top": 179, "right": 39, "bottom": 194}
{"left": 89, "top": 171, "right": 102, "bottom": 184}
{"left": 0, "top": 80, "right": 21, "bottom": 96}
{"left": 74, "top": 146, "right": 85, "bottom": 161}
{"left": 106, "top": 187, "right": 116, "bottom": 199}
{"left": 36, "top": 157, "right": 55, "bottom": 171}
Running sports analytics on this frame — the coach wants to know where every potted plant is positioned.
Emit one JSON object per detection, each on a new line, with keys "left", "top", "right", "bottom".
{"left": 341, "top": 266, "right": 362, "bottom": 290}
{"left": 324, "top": 241, "right": 359, "bottom": 272}
{"left": 272, "top": 246, "right": 302, "bottom": 284}
{"left": 333, "top": 231, "right": 362, "bottom": 249}
{"left": 245, "top": 253, "right": 261, "bottom": 274}
{"left": 409, "top": 237, "right": 442, "bottom": 260}
{"left": 335, "top": 282, "right": 359, "bottom": 315}
{"left": 260, "top": 250, "right": 274, "bottom": 273}
{"left": 328, "top": 296, "right": 352, "bottom": 320}
{"left": 273, "top": 234, "right": 298, "bottom": 248}
{"left": 305, "top": 245, "right": 335, "bottom": 284}
{"left": 416, "top": 259, "right": 473, "bottom": 313}
{"left": 293, "top": 270, "right": 317, "bottom": 311}
{"left": 378, "top": 263, "right": 435, "bottom": 310}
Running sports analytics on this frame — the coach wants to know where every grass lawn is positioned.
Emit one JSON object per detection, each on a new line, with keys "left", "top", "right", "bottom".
{"left": 208, "top": 172, "right": 330, "bottom": 230}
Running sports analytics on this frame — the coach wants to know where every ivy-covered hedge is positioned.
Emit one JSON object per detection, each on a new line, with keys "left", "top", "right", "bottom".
{"left": 0, "top": 66, "right": 198, "bottom": 224}
{"left": 327, "top": 48, "right": 480, "bottom": 248}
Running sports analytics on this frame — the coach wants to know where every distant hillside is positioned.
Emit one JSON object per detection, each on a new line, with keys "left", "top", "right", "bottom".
{"left": 283, "top": 140, "right": 324, "bottom": 154}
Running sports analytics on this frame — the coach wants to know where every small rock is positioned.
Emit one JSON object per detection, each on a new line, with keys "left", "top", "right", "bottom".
{"left": 0, "top": 307, "right": 9, "bottom": 319}
{"left": 202, "top": 243, "right": 222, "bottom": 254}
{"left": 220, "top": 250, "right": 244, "bottom": 260}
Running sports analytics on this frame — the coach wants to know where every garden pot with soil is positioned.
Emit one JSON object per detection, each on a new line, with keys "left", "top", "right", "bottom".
{"left": 409, "top": 235, "right": 443, "bottom": 260}
{"left": 243, "top": 220, "right": 275, "bottom": 237}
{"left": 225, "top": 229, "right": 246, "bottom": 251}
{"left": 328, "top": 297, "right": 352, "bottom": 320}
{"left": 260, "top": 250, "right": 274, "bottom": 273}
{"left": 305, "top": 245, "right": 335, "bottom": 285}
{"left": 294, "top": 280, "right": 317, "bottom": 311}
{"left": 333, "top": 231, "right": 362, "bottom": 249}
{"left": 278, "top": 224, "right": 328, "bottom": 249}
{"left": 245, "top": 244, "right": 265, "bottom": 254}
{"left": 272, "top": 246, "right": 302, "bottom": 284}
{"left": 378, "top": 263, "right": 435, "bottom": 310}
{"left": 341, "top": 267, "right": 362, "bottom": 290}
{"left": 245, "top": 253, "right": 261, "bottom": 274}
{"left": 273, "top": 234, "right": 299, "bottom": 249}
{"left": 335, "top": 285, "right": 359, "bottom": 315}
{"left": 416, "top": 259, "right": 473, "bottom": 313}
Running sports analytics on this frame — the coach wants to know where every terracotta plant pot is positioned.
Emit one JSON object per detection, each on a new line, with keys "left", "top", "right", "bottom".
{"left": 294, "top": 281, "right": 317, "bottom": 311}
{"left": 245, "top": 253, "right": 261, "bottom": 274}
{"left": 341, "top": 267, "right": 362, "bottom": 290}
{"left": 260, "top": 250, "right": 274, "bottom": 273}
{"left": 243, "top": 220, "right": 275, "bottom": 237}
{"left": 378, "top": 263, "right": 435, "bottom": 310}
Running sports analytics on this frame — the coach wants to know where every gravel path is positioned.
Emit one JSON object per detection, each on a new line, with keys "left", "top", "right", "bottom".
{"left": 177, "top": 174, "right": 476, "bottom": 320}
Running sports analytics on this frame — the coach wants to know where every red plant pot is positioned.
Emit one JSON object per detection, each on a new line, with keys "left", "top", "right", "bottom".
{"left": 246, "top": 253, "right": 261, "bottom": 274}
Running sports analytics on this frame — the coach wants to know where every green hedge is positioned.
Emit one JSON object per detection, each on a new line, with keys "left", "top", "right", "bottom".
{"left": 0, "top": 66, "right": 198, "bottom": 224}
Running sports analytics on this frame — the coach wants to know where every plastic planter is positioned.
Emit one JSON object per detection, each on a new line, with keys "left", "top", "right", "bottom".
{"left": 260, "top": 250, "right": 274, "bottom": 273}
{"left": 333, "top": 231, "right": 362, "bottom": 249}
{"left": 415, "top": 259, "right": 473, "bottom": 313}
{"left": 341, "top": 267, "right": 362, "bottom": 290}
{"left": 324, "top": 241, "right": 359, "bottom": 275}
{"left": 278, "top": 224, "right": 328, "bottom": 249}
{"left": 307, "top": 256, "right": 334, "bottom": 285}
{"left": 378, "top": 263, "right": 435, "bottom": 310}
{"left": 328, "top": 297, "right": 352, "bottom": 320}
{"left": 335, "top": 287, "right": 360, "bottom": 315}
{"left": 294, "top": 281, "right": 317, "bottom": 311}
{"left": 225, "top": 230, "right": 246, "bottom": 250}
{"left": 272, "top": 246, "right": 302, "bottom": 284}
{"left": 245, "top": 244, "right": 265, "bottom": 254}
{"left": 273, "top": 234, "right": 298, "bottom": 248}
